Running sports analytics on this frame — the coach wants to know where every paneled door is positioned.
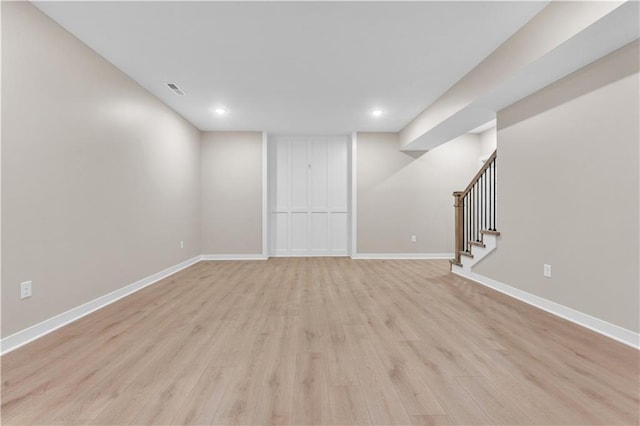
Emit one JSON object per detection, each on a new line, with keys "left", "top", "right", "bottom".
{"left": 270, "top": 136, "right": 348, "bottom": 256}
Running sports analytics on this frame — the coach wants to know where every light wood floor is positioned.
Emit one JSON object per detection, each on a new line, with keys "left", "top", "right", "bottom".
{"left": 2, "top": 258, "right": 638, "bottom": 425}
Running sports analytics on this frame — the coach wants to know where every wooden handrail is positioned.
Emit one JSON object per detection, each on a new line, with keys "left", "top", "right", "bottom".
{"left": 461, "top": 150, "right": 497, "bottom": 196}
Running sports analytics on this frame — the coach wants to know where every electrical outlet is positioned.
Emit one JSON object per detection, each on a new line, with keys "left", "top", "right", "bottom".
{"left": 543, "top": 264, "right": 552, "bottom": 278}
{"left": 180, "top": 240, "right": 184, "bottom": 249}
{"left": 411, "top": 235, "right": 417, "bottom": 243}
{"left": 20, "top": 281, "right": 32, "bottom": 299}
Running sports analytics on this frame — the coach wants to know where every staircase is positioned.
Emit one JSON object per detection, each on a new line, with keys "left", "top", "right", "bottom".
{"left": 450, "top": 150, "right": 499, "bottom": 272}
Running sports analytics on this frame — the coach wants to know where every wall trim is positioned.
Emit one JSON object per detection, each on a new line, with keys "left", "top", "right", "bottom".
{"left": 352, "top": 253, "right": 454, "bottom": 260}
{"left": 271, "top": 253, "right": 348, "bottom": 258}
{"left": 452, "top": 269, "right": 640, "bottom": 349}
{"left": 0, "top": 255, "right": 202, "bottom": 355}
{"left": 201, "top": 254, "right": 268, "bottom": 261}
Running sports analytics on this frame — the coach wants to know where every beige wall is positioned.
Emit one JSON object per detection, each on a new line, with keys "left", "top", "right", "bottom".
{"left": 475, "top": 41, "right": 639, "bottom": 333}
{"left": 357, "top": 132, "right": 483, "bottom": 254}
{"left": 1, "top": 2, "right": 201, "bottom": 337}
{"left": 200, "top": 132, "right": 263, "bottom": 255}
{"left": 479, "top": 127, "right": 497, "bottom": 157}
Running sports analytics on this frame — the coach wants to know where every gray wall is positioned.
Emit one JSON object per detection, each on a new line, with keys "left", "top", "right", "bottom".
{"left": 200, "top": 132, "right": 263, "bottom": 255}
{"left": 1, "top": 2, "right": 201, "bottom": 337}
{"left": 357, "top": 132, "right": 483, "bottom": 254}
{"left": 475, "top": 41, "right": 639, "bottom": 333}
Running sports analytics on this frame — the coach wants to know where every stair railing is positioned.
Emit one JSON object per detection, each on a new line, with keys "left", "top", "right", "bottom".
{"left": 453, "top": 150, "right": 497, "bottom": 264}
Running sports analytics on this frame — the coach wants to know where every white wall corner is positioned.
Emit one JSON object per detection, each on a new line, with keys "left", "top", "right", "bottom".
{"left": 350, "top": 131, "right": 358, "bottom": 257}
{"left": 452, "top": 269, "right": 640, "bottom": 349}
{"left": 262, "top": 131, "right": 269, "bottom": 259}
{"left": 0, "top": 255, "right": 202, "bottom": 355}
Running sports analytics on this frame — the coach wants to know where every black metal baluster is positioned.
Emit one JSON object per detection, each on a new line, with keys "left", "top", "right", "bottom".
{"left": 490, "top": 162, "right": 493, "bottom": 231}
{"left": 479, "top": 176, "right": 482, "bottom": 234}
{"left": 469, "top": 190, "right": 472, "bottom": 250}
{"left": 473, "top": 183, "right": 477, "bottom": 242}
{"left": 488, "top": 162, "right": 493, "bottom": 229}
{"left": 466, "top": 192, "right": 469, "bottom": 252}
{"left": 484, "top": 171, "right": 487, "bottom": 231}
{"left": 478, "top": 177, "right": 481, "bottom": 235}
{"left": 472, "top": 184, "right": 475, "bottom": 243}
{"left": 465, "top": 194, "right": 469, "bottom": 252}
{"left": 492, "top": 160, "right": 496, "bottom": 230}
{"left": 462, "top": 196, "right": 465, "bottom": 253}
{"left": 463, "top": 194, "right": 466, "bottom": 253}
{"left": 467, "top": 193, "right": 471, "bottom": 252}
{"left": 471, "top": 187, "right": 474, "bottom": 245}
{"left": 460, "top": 196, "right": 467, "bottom": 251}
{"left": 469, "top": 184, "right": 478, "bottom": 243}
{"left": 480, "top": 173, "right": 484, "bottom": 232}
{"left": 494, "top": 160, "right": 496, "bottom": 230}
{"left": 479, "top": 173, "right": 487, "bottom": 231}
{"left": 477, "top": 182, "right": 480, "bottom": 240}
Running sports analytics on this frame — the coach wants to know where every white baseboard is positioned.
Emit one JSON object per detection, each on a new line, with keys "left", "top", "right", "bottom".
{"left": 271, "top": 252, "right": 348, "bottom": 258}
{"left": 16, "top": 254, "right": 632, "bottom": 358}
{"left": 352, "top": 253, "right": 453, "bottom": 260}
{"left": 452, "top": 269, "right": 640, "bottom": 349}
{"left": 200, "top": 254, "right": 268, "bottom": 261}
{"left": 0, "top": 255, "right": 202, "bottom": 355}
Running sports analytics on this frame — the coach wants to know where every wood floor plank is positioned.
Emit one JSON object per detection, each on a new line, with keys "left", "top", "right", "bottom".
{"left": 456, "top": 376, "right": 523, "bottom": 425}
{"left": 251, "top": 316, "right": 297, "bottom": 425}
{"left": 292, "top": 352, "right": 332, "bottom": 425}
{"left": 328, "top": 385, "right": 371, "bottom": 425}
{"left": 387, "top": 364, "right": 446, "bottom": 417}
{"left": 410, "top": 414, "right": 453, "bottom": 426}
{"left": 2, "top": 258, "right": 637, "bottom": 425}
{"left": 171, "top": 365, "right": 235, "bottom": 425}
{"left": 344, "top": 325, "right": 413, "bottom": 425}
{"left": 417, "top": 373, "right": 494, "bottom": 425}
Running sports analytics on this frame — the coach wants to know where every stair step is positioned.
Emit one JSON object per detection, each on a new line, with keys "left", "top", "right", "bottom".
{"left": 480, "top": 230, "right": 501, "bottom": 236}
{"left": 469, "top": 241, "right": 485, "bottom": 248}
{"left": 459, "top": 251, "right": 474, "bottom": 258}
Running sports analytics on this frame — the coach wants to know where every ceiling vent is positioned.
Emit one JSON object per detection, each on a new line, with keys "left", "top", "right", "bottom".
{"left": 165, "top": 83, "right": 185, "bottom": 95}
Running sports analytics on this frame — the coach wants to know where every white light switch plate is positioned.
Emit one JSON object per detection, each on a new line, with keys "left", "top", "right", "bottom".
{"left": 543, "top": 264, "right": 552, "bottom": 278}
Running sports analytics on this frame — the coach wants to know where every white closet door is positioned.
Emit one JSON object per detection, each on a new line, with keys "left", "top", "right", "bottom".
{"left": 328, "top": 138, "right": 348, "bottom": 254}
{"left": 291, "top": 142, "right": 309, "bottom": 210}
{"left": 271, "top": 136, "right": 348, "bottom": 256}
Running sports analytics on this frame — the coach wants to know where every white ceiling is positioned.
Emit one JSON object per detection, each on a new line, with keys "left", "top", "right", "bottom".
{"left": 34, "top": 1, "right": 548, "bottom": 134}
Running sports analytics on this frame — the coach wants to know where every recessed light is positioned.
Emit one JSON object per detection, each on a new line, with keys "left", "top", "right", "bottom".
{"left": 214, "top": 108, "right": 227, "bottom": 115}
{"left": 371, "top": 109, "right": 383, "bottom": 117}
